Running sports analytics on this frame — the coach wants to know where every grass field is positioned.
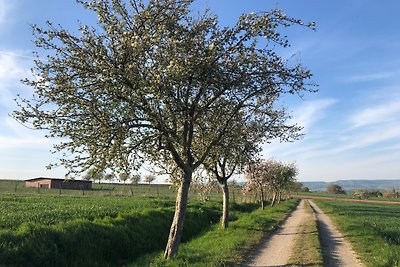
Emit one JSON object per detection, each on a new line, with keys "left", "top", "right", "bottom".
{"left": 0, "top": 194, "right": 226, "bottom": 266}
{"left": 314, "top": 200, "right": 400, "bottom": 267}
{"left": 0, "top": 179, "right": 250, "bottom": 202}
{"left": 0, "top": 179, "right": 298, "bottom": 266}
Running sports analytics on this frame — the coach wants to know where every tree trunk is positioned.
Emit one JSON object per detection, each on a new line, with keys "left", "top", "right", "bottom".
{"left": 260, "top": 187, "right": 265, "bottom": 210}
{"left": 221, "top": 181, "right": 229, "bottom": 229}
{"left": 271, "top": 192, "right": 276, "bottom": 206}
{"left": 164, "top": 171, "right": 192, "bottom": 259}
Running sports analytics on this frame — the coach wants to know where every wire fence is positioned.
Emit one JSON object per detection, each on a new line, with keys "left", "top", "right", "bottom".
{"left": 0, "top": 180, "right": 259, "bottom": 203}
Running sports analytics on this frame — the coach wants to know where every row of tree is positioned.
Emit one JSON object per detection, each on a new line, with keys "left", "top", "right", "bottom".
{"left": 13, "top": 0, "right": 314, "bottom": 258}
{"left": 327, "top": 184, "right": 399, "bottom": 199}
{"left": 244, "top": 160, "right": 299, "bottom": 209}
{"left": 84, "top": 168, "right": 156, "bottom": 185}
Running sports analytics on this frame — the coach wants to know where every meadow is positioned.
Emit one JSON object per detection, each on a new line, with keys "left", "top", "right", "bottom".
{"left": 314, "top": 200, "right": 400, "bottom": 267}
{"left": 0, "top": 180, "right": 298, "bottom": 266}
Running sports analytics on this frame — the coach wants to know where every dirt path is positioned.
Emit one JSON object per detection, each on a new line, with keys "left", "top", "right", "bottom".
{"left": 245, "top": 199, "right": 364, "bottom": 267}
{"left": 309, "top": 200, "right": 364, "bottom": 267}
{"left": 246, "top": 199, "right": 308, "bottom": 266}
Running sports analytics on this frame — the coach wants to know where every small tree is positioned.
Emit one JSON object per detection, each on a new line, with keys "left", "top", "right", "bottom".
{"left": 245, "top": 160, "right": 298, "bottom": 208}
{"left": 119, "top": 172, "right": 130, "bottom": 184}
{"left": 131, "top": 174, "right": 141, "bottom": 185}
{"left": 326, "top": 184, "right": 346, "bottom": 195}
{"left": 84, "top": 168, "right": 104, "bottom": 184}
{"left": 144, "top": 174, "right": 156, "bottom": 185}
{"left": 271, "top": 162, "right": 298, "bottom": 205}
{"left": 245, "top": 161, "right": 269, "bottom": 209}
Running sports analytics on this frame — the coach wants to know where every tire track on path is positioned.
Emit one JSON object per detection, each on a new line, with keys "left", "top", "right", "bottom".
{"left": 244, "top": 199, "right": 364, "bottom": 267}
{"left": 246, "top": 199, "right": 308, "bottom": 266}
{"left": 309, "top": 200, "right": 364, "bottom": 267}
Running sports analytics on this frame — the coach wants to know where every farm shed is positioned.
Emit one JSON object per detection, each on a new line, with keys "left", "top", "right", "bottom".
{"left": 25, "top": 177, "right": 92, "bottom": 190}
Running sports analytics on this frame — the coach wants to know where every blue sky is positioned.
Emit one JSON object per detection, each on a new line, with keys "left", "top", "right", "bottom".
{"left": 1, "top": 0, "right": 400, "bottom": 182}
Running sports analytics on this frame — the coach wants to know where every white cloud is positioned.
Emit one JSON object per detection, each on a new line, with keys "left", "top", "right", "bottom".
{"left": 0, "top": 117, "right": 51, "bottom": 149}
{"left": 347, "top": 70, "right": 400, "bottom": 83}
{"left": 292, "top": 98, "right": 337, "bottom": 132}
{"left": 349, "top": 100, "right": 400, "bottom": 129}
{"left": 0, "top": 0, "right": 14, "bottom": 26}
{"left": 327, "top": 124, "right": 400, "bottom": 155}
{"left": 0, "top": 51, "right": 33, "bottom": 109}
{"left": 0, "top": 52, "right": 25, "bottom": 81}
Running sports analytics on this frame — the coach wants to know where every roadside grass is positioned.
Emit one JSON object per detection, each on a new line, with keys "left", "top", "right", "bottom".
{"left": 128, "top": 199, "right": 300, "bottom": 266}
{"left": 287, "top": 200, "right": 323, "bottom": 267}
{"left": 314, "top": 200, "right": 400, "bottom": 267}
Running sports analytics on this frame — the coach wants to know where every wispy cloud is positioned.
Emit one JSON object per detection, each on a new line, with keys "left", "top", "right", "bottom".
{"left": 346, "top": 70, "right": 400, "bottom": 83}
{"left": 292, "top": 98, "right": 337, "bottom": 132}
{"left": 0, "top": 117, "right": 50, "bottom": 149}
{"left": 349, "top": 100, "right": 400, "bottom": 128}
{"left": 0, "top": 0, "right": 14, "bottom": 26}
{"left": 0, "top": 52, "right": 25, "bottom": 81}
{"left": 327, "top": 125, "right": 400, "bottom": 155}
{"left": 0, "top": 51, "right": 32, "bottom": 109}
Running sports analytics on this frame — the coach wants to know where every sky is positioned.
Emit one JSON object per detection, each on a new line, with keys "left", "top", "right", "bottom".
{"left": 1, "top": 0, "right": 400, "bottom": 182}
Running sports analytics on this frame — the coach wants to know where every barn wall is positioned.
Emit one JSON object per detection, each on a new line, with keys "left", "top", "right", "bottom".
{"left": 26, "top": 179, "right": 51, "bottom": 188}
{"left": 26, "top": 179, "right": 92, "bottom": 190}
{"left": 51, "top": 180, "right": 92, "bottom": 190}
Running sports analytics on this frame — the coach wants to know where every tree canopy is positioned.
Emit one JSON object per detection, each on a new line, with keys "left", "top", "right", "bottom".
{"left": 245, "top": 159, "right": 298, "bottom": 208}
{"left": 13, "top": 0, "right": 315, "bottom": 258}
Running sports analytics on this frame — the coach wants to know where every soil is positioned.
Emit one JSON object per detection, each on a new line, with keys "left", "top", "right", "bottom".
{"left": 244, "top": 199, "right": 364, "bottom": 267}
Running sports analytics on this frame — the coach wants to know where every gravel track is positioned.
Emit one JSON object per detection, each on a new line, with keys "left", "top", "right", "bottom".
{"left": 244, "top": 199, "right": 364, "bottom": 267}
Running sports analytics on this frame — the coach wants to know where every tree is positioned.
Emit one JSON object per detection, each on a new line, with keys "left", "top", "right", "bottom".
{"left": 104, "top": 173, "right": 114, "bottom": 183}
{"left": 13, "top": 0, "right": 314, "bottom": 258}
{"left": 271, "top": 162, "right": 298, "bottom": 205}
{"left": 203, "top": 116, "right": 268, "bottom": 228}
{"left": 245, "top": 160, "right": 298, "bottom": 208}
{"left": 326, "top": 184, "right": 346, "bottom": 194}
{"left": 130, "top": 174, "right": 141, "bottom": 185}
{"left": 84, "top": 167, "right": 104, "bottom": 183}
{"left": 119, "top": 172, "right": 130, "bottom": 184}
{"left": 244, "top": 160, "right": 268, "bottom": 209}
{"left": 144, "top": 174, "right": 156, "bottom": 185}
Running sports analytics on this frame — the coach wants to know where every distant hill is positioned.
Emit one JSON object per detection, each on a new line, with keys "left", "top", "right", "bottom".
{"left": 302, "top": 179, "right": 400, "bottom": 192}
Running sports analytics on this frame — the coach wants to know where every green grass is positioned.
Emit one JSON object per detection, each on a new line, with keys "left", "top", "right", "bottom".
{"left": 314, "top": 200, "right": 400, "bottom": 267}
{"left": 0, "top": 194, "right": 175, "bottom": 230}
{"left": 0, "top": 196, "right": 222, "bottom": 267}
{"left": 128, "top": 199, "right": 300, "bottom": 266}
